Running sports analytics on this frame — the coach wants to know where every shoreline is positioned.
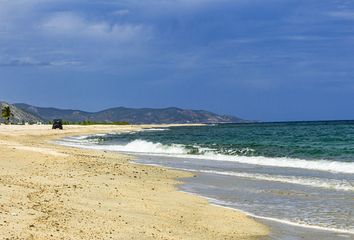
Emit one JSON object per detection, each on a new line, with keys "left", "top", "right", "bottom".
{"left": 0, "top": 124, "right": 268, "bottom": 239}
{"left": 131, "top": 161, "right": 354, "bottom": 236}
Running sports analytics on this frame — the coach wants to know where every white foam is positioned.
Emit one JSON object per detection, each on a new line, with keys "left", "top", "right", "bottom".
{"left": 188, "top": 153, "right": 354, "bottom": 174}
{"left": 73, "top": 135, "right": 89, "bottom": 140}
{"left": 57, "top": 138, "right": 354, "bottom": 174}
{"left": 58, "top": 139, "right": 188, "bottom": 155}
{"left": 114, "top": 140, "right": 354, "bottom": 174}
{"left": 141, "top": 128, "right": 169, "bottom": 132}
{"left": 197, "top": 170, "right": 354, "bottom": 192}
{"left": 59, "top": 135, "right": 100, "bottom": 145}
{"left": 109, "top": 140, "right": 187, "bottom": 154}
{"left": 132, "top": 162, "right": 354, "bottom": 192}
{"left": 93, "top": 133, "right": 108, "bottom": 137}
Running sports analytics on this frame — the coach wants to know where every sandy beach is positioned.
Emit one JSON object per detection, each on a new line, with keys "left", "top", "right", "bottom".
{"left": 0, "top": 124, "right": 268, "bottom": 240}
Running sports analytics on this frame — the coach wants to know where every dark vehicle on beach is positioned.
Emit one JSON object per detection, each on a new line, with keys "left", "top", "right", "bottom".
{"left": 52, "top": 119, "right": 63, "bottom": 130}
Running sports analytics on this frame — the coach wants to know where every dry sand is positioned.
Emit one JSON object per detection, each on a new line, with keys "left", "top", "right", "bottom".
{"left": 0, "top": 124, "right": 268, "bottom": 240}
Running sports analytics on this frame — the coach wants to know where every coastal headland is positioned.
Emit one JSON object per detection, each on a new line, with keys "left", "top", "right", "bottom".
{"left": 0, "top": 124, "right": 268, "bottom": 239}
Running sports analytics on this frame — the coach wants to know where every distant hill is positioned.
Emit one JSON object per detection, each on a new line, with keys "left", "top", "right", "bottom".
{"left": 12, "top": 103, "right": 248, "bottom": 124}
{"left": 0, "top": 102, "right": 42, "bottom": 124}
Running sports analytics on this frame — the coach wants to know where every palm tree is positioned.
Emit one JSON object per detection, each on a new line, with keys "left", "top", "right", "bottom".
{"left": 1, "top": 106, "right": 13, "bottom": 124}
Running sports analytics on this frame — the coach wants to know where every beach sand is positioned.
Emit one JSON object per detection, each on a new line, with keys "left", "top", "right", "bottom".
{"left": 0, "top": 124, "right": 268, "bottom": 239}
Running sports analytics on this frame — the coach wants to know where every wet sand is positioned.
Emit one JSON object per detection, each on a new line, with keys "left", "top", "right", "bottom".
{"left": 0, "top": 124, "right": 268, "bottom": 239}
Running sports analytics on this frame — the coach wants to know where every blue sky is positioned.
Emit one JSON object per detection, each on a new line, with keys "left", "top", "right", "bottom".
{"left": 1, "top": 0, "right": 354, "bottom": 121}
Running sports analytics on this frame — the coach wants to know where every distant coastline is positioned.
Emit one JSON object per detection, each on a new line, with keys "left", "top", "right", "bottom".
{"left": 1, "top": 101, "right": 248, "bottom": 124}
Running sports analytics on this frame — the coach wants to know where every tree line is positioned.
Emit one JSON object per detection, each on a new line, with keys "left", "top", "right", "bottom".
{"left": 1, "top": 106, "right": 13, "bottom": 124}
{"left": 55, "top": 120, "right": 130, "bottom": 125}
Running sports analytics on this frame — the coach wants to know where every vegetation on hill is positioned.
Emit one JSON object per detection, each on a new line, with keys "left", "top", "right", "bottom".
{"left": 1, "top": 106, "right": 13, "bottom": 124}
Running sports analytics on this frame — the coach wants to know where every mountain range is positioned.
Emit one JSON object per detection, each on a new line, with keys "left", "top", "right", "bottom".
{"left": 0, "top": 102, "right": 248, "bottom": 124}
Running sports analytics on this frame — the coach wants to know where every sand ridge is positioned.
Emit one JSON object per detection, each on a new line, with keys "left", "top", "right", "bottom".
{"left": 0, "top": 124, "right": 268, "bottom": 239}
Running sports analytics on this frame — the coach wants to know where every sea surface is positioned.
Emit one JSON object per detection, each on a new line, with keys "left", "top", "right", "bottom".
{"left": 57, "top": 121, "right": 354, "bottom": 239}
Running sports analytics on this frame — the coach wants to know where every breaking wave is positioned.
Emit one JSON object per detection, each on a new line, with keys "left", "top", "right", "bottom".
{"left": 57, "top": 138, "right": 354, "bottom": 174}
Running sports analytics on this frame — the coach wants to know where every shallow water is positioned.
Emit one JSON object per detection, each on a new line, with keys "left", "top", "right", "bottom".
{"left": 133, "top": 155, "right": 354, "bottom": 239}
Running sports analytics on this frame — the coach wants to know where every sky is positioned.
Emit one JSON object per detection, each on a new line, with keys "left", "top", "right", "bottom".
{"left": 0, "top": 0, "right": 354, "bottom": 122}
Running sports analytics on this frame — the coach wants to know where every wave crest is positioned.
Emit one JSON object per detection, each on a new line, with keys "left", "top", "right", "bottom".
{"left": 117, "top": 140, "right": 188, "bottom": 154}
{"left": 57, "top": 138, "right": 354, "bottom": 174}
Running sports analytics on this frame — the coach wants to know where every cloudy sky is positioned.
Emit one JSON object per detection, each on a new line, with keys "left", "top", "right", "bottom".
{"left": 1, "top": 0, "right": 354, "bottom": 121}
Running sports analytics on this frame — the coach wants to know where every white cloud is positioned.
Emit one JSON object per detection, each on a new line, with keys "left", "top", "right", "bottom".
{"left": 0, "top": 57, "right": 48, "bottom": 67}
{"left": 116, "top": 0, "right": 236, "bottom": 15}
{"left": 112, "top": 9, "right": 130, "bottom": 16}
{"left": 40, "top": 12, "right": 151, "bottom": 42}
{"left": 0, "top": 56, "right": 81, "bottom": 67}
{"left": 328, "top": 10, "right": 354, "bottom": 20}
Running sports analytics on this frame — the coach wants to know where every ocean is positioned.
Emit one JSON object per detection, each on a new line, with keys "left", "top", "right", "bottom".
{"left": 58, "top": 121, "right": 354, "bottom": 239}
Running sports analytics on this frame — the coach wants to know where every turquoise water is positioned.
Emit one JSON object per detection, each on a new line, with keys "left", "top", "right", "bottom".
{"left": 58, "top": 121, "right": 354, "bottom": 238}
